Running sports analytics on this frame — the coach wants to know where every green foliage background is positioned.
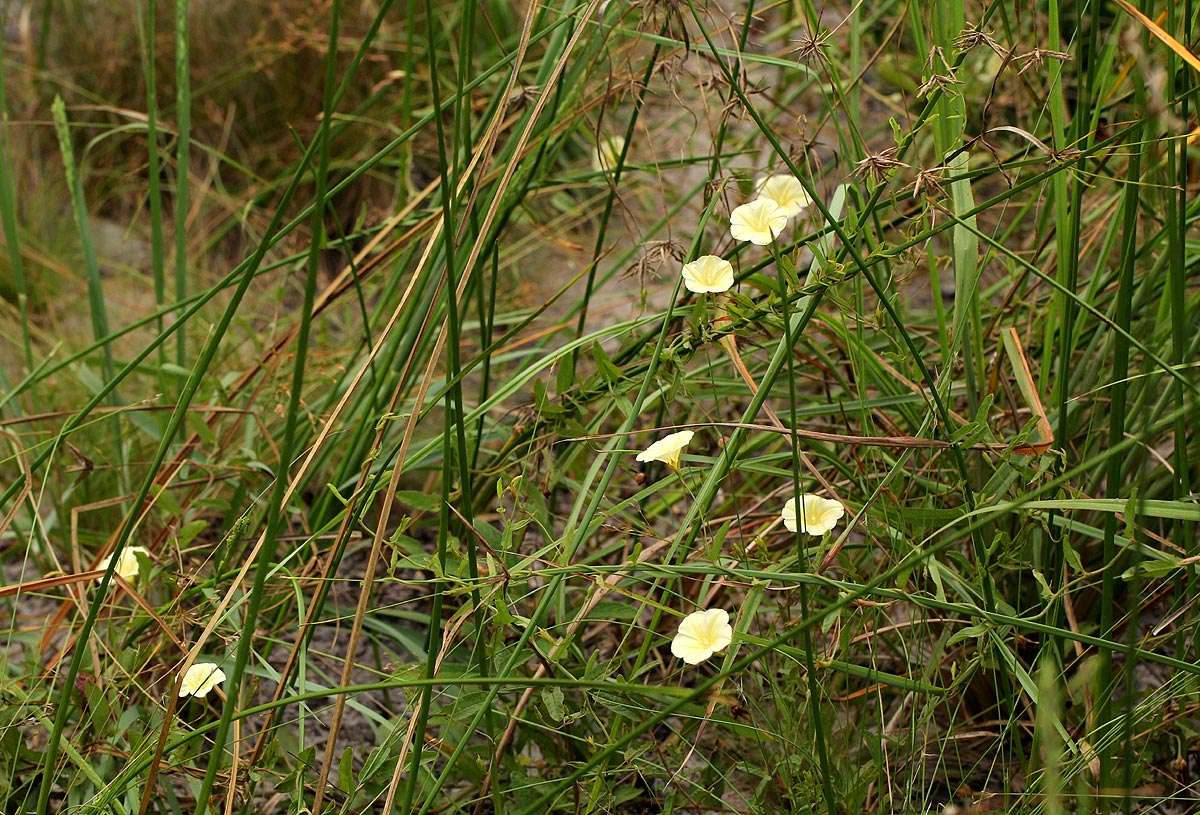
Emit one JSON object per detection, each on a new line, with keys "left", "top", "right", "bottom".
{"left": 0, "top": 0, "right": 1198, "bottom": 812}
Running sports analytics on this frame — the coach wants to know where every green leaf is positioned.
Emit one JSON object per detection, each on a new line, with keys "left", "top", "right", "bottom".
{"left": 946, "top": 624, "right": 987, "bottom": 648}
{"left": 926, "top": 558, "right": 946, "bottom": 602}
{"left": 1121, "top": 557, "right": 1183, "bottom": 581}
{"left": 590, "top": 342, "right": 622, "bottom": 385}
{"left": 155, "top": 484, "right": 182, "bottom": 517}
{"left": 177, "top": 519, "right": 207, "bottom": 548}
{"left": 555, "top": 355, "right": 574, "bottom": 395}
{"left": 338, "top": 746, "right": 354, "bottom": 794}
{"left": 1062, "top": 539, "right": 1083, "bottom": 574}
{"left": 542, "top": 687, "right": 565, "bottom": 723}
{"left": 1032, "top": 569, "right": 1054, "bottom": 601}
{"left": 395, "top": 490, "right": 441, "bottom": 513}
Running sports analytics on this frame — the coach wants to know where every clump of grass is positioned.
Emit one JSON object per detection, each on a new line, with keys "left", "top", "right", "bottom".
{"left": 1, "top": 1, "right": 1198, "bottom": 813}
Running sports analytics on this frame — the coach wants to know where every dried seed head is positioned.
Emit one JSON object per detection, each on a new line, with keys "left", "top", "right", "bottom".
{"left": 916, "top": 72, "right": 963, "bottom": 98}
{"left": 854, "top": 147, "right": 908, "bottom": 184}
{"left": 789, "top": 29, "right": 830, "bottom": 66}
{"left": 954, "top": 24, "right": 1002, "bottom": 55}
{"left": 1014, "top": 48, "right": 1073, "bottom": 75}
{"left": 910, "top": 166, "right": 948, "bottom": 201}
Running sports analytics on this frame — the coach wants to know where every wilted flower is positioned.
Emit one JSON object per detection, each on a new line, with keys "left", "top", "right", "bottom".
{"left": 636, "top": 430, "right": 694, "bottom": 471}
{"left": 755, "top": 174, "right": 812, "bottom": 217}
{"left": 782, "top": 494, "right": 845, "bottom": 536}
{"left": 671, "top": 608, "right": 733, "bottom": 665}
{"left": 179, "top": 662, "right": 226, "bottom": 698}
{"left": 730, "top": 198, "right": 788, "bottom": 245}
{"left": 99, "top": 546, "right": 150, "bottom": 582}
{"left": 681, "top": 255, "right": 734, "bottom": 293}
{"left": 593, "top": 134, "right": 626, "bottom": 174}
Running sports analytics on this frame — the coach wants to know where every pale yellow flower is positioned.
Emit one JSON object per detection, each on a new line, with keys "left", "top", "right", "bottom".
{"left": 671, "top": 608, "right": 732, "bottom": 665}
{"left": 178, "top": 662, "right": 226, "bottom": 698}
{"left": 592, "top": 134, "right": 626, "bottom": 174}
{"left": 681, "top": 255, "right": 734, "bottom": 294}
{"left": 781, "top": 494, "right": 845, "bottom": 536}
{"left": 99, "top": 546, "right": 150, "bottom": 582}
{"left": 635, "top": 430, "right": 694, "bottom": 470}
{"left": 729, "top": 198, "right": 788, "bottom": 245}
{"left": 755, "top": 174, "right": 812, "bottom": 218}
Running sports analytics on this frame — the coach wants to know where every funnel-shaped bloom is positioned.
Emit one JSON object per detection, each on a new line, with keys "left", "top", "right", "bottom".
{"left": 681, "top": 255, "right": 735, "bottom": 293}
{"left": 755, "top": 174, "right": 813, "bottom": 217}
{"left": 730, "top": 198, "right": 788, "bottom": 245}
{"left": 671, "top": 608, "right": 733, "bottom": 665}
{"left": 179, "top": 662, "right": 226, "bottom": 699}
{"left": 636, "top": 430, "right": 694, "bottom": 470}
{"left": 782, "top": 494, "right": 845, "bottom": 536}
{"left": 99, "top": 546, "right": 150, "bottom": 582}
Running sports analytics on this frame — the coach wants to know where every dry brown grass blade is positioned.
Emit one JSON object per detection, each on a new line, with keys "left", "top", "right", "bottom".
{"left": 41, "top": 454, "right": 196, "bottom": 660}
{"left": 375, "top": 1, "right": 612, "bottom": 807}
{"left": 717, "top": 327, "right": 839, "bottom": 500}
{"left": 1112, "top": 0, "right": 1200, "bottom": 74}
{"left": 0, "top": 568, "right": 104, "bottom": 599}
{"left": 136, "top": 185, "right": 446, "bottom": 815}
{"left": 317, "top": 0, "right": 561, "bottom": 804}
{"left": 1106, "top": 10, "right": 1167, "bottom": 102}
{"left": 309, "top": 294, "right": 442, "bottom": 815}
{"left": 0, "top": 403, "right": 253, "bottom": 428}
{"left": 257, "top": 36, "right": 621, "bottom": 794}
{"left": 138, "top": 222, "right": 447, "bottom": 815}
{"left": 999, "top": 326, "right": 1054, "bottom": 455}
{"left": 115, "top": 577, "right": 190, "bottom": 655}
{"left": 310, "top": 124, "right": 530, "bottom": 814}
{"left": 0, "top": 475, "right": 30, "bottom": 544}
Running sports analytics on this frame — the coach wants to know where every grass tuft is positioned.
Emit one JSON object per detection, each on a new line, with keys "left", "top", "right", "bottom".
{"left": 1, "top": 2, "right": 1198, "bottom": 813}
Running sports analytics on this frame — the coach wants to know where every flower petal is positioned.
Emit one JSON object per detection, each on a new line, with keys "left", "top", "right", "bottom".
{"left": 180, "top": 662, "right": 226, "bottom": 698}
{"left": 782, "top": 494, "right": 845, "bottom": 536}
{"left": 681, "top": 255, "right": 734, "bottom": 293}
{"left": 636, "top": 430, "right": 695, "bottom": 469}
{"left": 756, "top": 174, "right": 813, "bottom": 217}
{"left": 730, "top": 199, "right": 787, "bottom": 245}
{"left": 671, "top": 608, "right": 733, "bottom": 666}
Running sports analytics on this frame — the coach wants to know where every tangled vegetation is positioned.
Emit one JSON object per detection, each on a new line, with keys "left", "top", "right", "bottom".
{"left": 1, "top": 0, "right": 1198, "bottom": 812}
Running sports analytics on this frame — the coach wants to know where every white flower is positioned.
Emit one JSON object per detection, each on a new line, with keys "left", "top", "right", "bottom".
{"left": 99, "top": 546, "right": 150, "bottom": 582}
{"left": 635, "top": 430, "right": 694, "bottom": 470}
{"left": 681, "top": 255, "right": 734, "bottom": 294}
{"left": 729, "top": 198, "right": 788, "bottom": 245}
{"left": 755, "top": 174, "right": 812, "bottom": 217}
{"left": 671, "top": 608, "right": 733, "bottom": 665}
{"left": 781, "top": 494, "right": 845, "bottom": 536}
{"left": 592, "top": 134, "right": 626, "bottom": 174}
{"left": 178, "top": 662, "right": 226, "bottom": 698}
